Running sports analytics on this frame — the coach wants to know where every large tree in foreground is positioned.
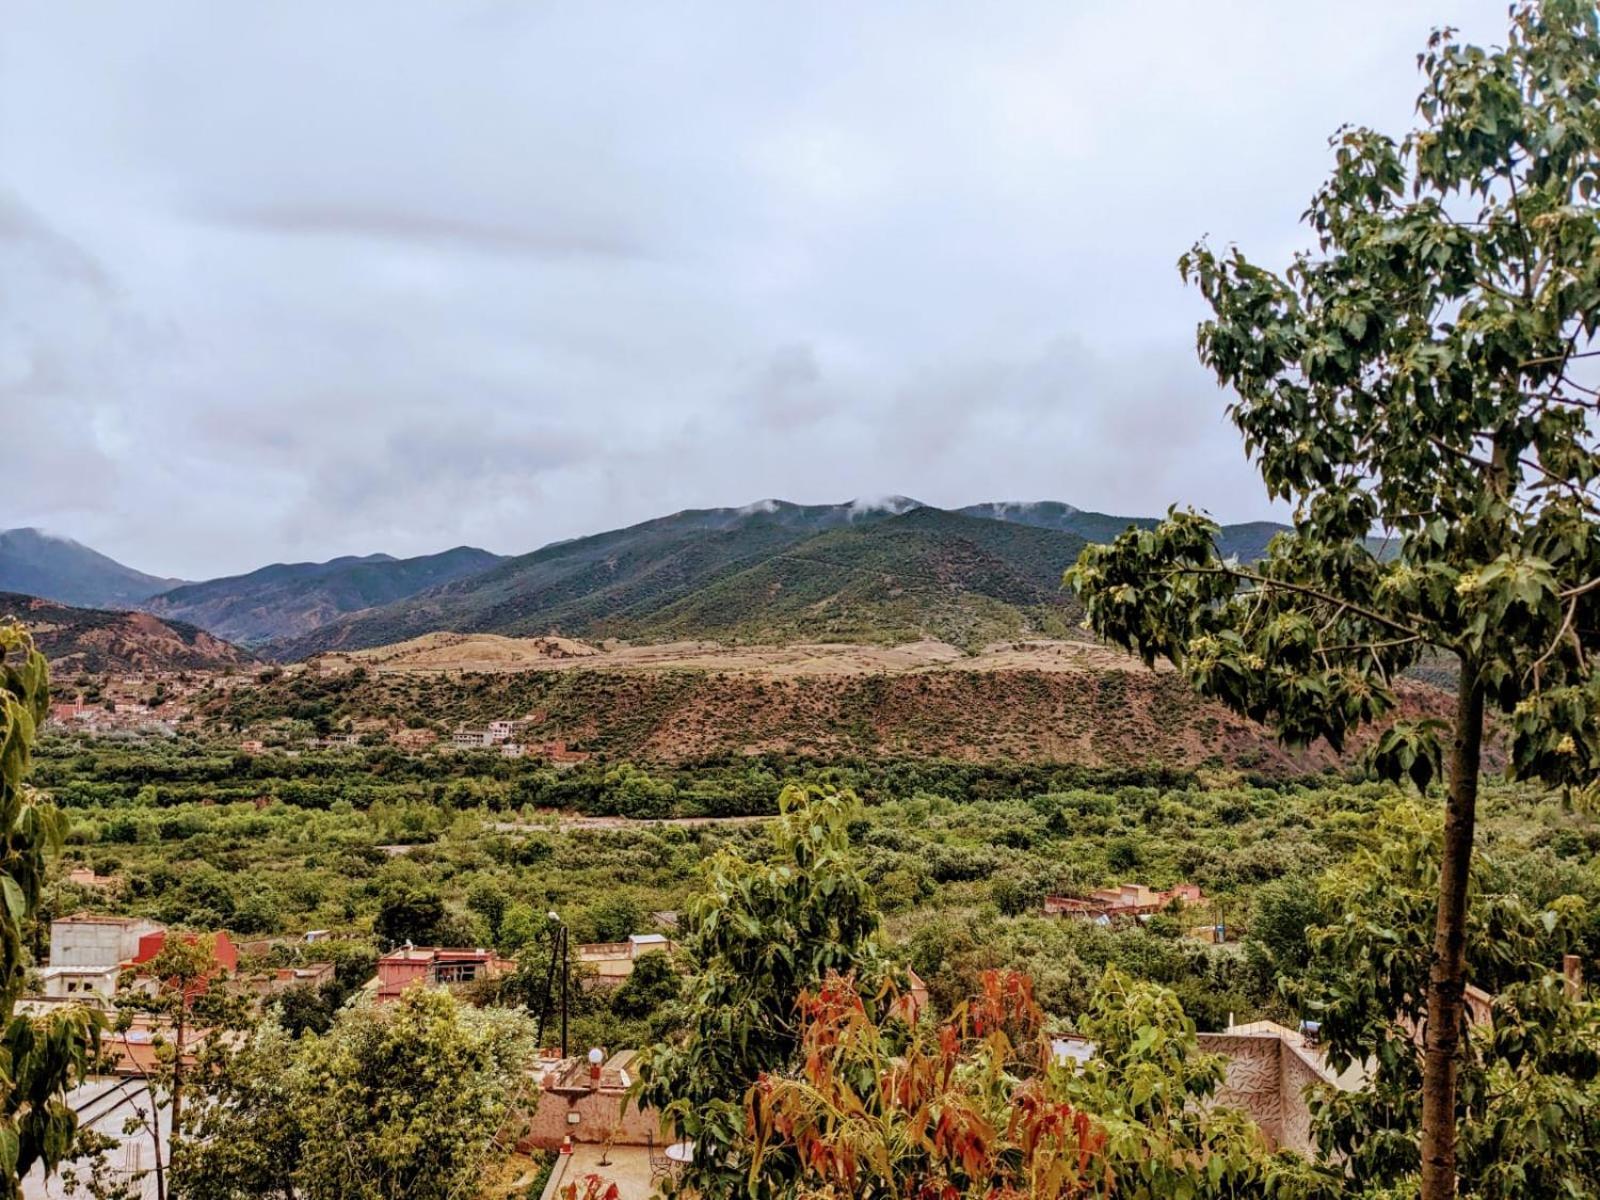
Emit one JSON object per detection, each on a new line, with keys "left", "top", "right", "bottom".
{"left": 1068, "top": 4, "right": 1600, "bottom": 1197}
{"left": 633, "top": 784, "right": 885, "bottom": 1199}
{"left": 0, "top": 624, "right": 99, "bottom": 1197}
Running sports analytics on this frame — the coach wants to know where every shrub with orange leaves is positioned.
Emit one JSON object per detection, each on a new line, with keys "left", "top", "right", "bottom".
{"left": 748, "top": 967, "right": 1330, "bottom": 1200}
{"left": 558, "top": 1173, "right": 619, "bottom": 1200}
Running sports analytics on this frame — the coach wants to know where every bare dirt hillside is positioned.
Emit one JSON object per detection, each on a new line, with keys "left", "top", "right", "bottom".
{"left": 222, "top": 637, "right": 1463, "bottom": 774}
{"left": 318, "top": 635, "right": 1135, "bottom": 677}
{"left": 1, "top": 593, "right": 257, "bottom": 674}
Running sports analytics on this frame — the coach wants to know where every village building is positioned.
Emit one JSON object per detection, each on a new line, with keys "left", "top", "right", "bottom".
{"left": 66, "top": 866, "right": 115, "bottom": 891}
{"left": 128, "top": 929, "right": 240, "bottom": 974}
{"left": 47, "top": 702, "right": 99, "bottom": 725}
{"left": 373, "top": 945, "right": 514, "bottom": 1002}
{"left": 1195, "top": 1020, "right": 1365, "bottom": 1155}
{"left": 389, "top": 727, "right": 437, "bottom": 750}
{"left": 452, "top": 728, "right": 495, "bottom": 749}
{"left": 306, "top": 733, "right": 361, "bottom": 750}
{"left": 575, "top": 934, "right": 674, "bottom": 986}
{"left": 39, "top": 963, "right": 121, "bottom": 1004}
{"left": 1043, "top": 882, "right": 1205, "bottom": 923}
{"left": 532, "top": 739, "right": 591, "bottom": 765}
{"left": 49, "top": 915, "right": 163, "bottom": 969}
{"left": 244, "top": 962, "right": 337, "bottom": 998}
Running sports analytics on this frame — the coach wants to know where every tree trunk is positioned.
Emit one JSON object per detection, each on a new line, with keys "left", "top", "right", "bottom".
{"left": 170, "top": 1004, "right": 186, "bottom": 1151}
{"left": 1419, "top": 660, "right": 1485, "bottom": 1200}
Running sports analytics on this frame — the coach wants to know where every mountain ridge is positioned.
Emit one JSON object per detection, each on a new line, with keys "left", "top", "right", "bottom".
{"left": 0, "top": 528, "right": 186, "bottom": 609}
{"left": 0, "top": 592, "right": 257, "bottom": 674}
{"left": 6, "top": 499, "right": 1299, "bottom": 658}
{"left": 143, "top": 545, "right": 504, "bottom": 647}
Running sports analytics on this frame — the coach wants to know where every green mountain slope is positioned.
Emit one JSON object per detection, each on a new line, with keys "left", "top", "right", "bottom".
{"left": 625, "top": 507, "right": 1086, "bottom": 646}
{"left": 266, "top": 500, "right": 917, "bottom": 658}
{"left": 0, "top": 528, "right": 184, "bottom": 608}
{"left": 267, "top": 504, "right": 1086, "bottom": 659}
{"left": 143, "top": 546, "right": 504, "bottom": 646}
{"left": 956, "top": 502, "right": 1288, "bottom": 562}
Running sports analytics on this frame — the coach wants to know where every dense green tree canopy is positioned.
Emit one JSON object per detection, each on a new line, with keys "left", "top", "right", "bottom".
{"left": 1069, "top": 5, "right": 1600, "bottom": 1195}
{"left": 0, "top": 625, "right": 98, "bottom": 1197}
{"left": 634, "top": 784, "right": 886, "bottom": 1199}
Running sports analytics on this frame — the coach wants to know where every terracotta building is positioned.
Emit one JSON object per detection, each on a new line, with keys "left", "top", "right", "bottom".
{"left": 374, "top": 945, "right": 514, "bottom": 1002}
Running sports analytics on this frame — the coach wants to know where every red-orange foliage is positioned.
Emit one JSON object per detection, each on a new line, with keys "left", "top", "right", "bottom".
{"left": 558, "top": 1173, "right": 619, "bottom": 1200}
{"left": 748, "top": 969, "right": 1109, "bottom": 1199}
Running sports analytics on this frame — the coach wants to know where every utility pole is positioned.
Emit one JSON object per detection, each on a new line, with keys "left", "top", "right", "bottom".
{"left": 560, "top": 920, "right": 570, "bottom": 1058}
{"left": 534, "top": 912, "right": 571, "bottom": 1058}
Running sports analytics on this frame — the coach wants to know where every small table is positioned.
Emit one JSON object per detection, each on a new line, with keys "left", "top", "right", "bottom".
{"left": 665, "top": 1140, "right": 696, "bottom": 1165}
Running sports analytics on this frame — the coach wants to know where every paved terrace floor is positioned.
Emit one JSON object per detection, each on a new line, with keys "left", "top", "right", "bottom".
{"left": 540, "top": 1143, "right": 668, "bottom": 1200}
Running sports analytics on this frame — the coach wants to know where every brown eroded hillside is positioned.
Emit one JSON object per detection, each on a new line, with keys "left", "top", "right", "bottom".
{"left": 203, "top": 642, "right": 1462, "bottom": 775}
{"left": 0, "top": 593, "right": 258, "bottom": 674}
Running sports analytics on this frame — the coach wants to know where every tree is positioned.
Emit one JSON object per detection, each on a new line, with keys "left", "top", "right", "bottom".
{"left": 174, "top": 990, "right": 536, "bottom": 1200}
{"left": 0, "top": 623, "right": 100, "bottom": 1197}
{"left": 1068, "top": 6, "right": 1600, "bottom": 1195}
{"left": 749, "top": 967, "right": 1317, "bottom": 1199}
{"left": 110, "top": 936, "right": 250, "bottom": 1200}
{"left": 610, "top": 952, "right": 679, "bottom": 1022}
{"left": 633, "top": 784, "right": 886, "bottom": 1198}
{"left": 372, "top": 882, "right": 446, "bottom": 949}
{"left": 292, "top": 988, "right": 534, "bottom": 1200}
{"left": 1297, "top": 802, "right": 1600, "bottom": 1199}
{"left": 465, "top": 878, "right": 509, "bottom": 940}
{"left": 170, "top": 1022, "right": 303, "bottom": 1200}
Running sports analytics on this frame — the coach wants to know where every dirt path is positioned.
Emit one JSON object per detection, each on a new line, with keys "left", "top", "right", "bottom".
{"left": 492, "top": 813, "right": 776, "bottom": 833}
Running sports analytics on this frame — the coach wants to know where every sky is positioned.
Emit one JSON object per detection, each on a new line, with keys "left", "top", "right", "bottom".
{"left": 1, "top": 1, "right": 1513, "bottom": 579}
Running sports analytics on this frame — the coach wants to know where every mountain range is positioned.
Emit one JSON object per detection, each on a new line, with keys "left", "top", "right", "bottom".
{"left": 142, "top": 546, "right": 504, "bottom": 646}
{"left": 0, "top": 500, "right": 1294, "bottom": 662}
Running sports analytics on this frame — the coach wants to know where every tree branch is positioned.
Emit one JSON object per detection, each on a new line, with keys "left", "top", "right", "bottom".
{"left": 1164, "top": 565, "right": 1424, "bottom": 637}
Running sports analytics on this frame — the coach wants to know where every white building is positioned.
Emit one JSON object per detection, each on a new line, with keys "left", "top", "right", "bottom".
{"left": 49, "top": 915, "right": 162, "bottom": 968}
{"left": 40, "top": 964, "right": 121, "bottom": 1002}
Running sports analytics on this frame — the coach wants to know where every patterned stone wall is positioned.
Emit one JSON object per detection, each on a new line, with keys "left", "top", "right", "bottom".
{"left": 1197, "top": 1032, "right": 1287, "bottom": 1147}
{"left": 1277, "top": 1041, "right": 1329, "bottom": 1156}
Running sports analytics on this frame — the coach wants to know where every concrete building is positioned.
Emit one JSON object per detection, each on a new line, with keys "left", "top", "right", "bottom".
{"left": 49, "top": 915, "right": 163, "bottom": 968}
{"left": 521, "top": 1050, "right": 661, "bottom": 1150}
{"left": 245, "top": 962, "right": 336, "bottom": 998}
{"left": 1195, "top": 1020, "right": 1365, "bottom": 1156}
{"left": 130, "top": 930, "right": 240, "bottom": 975}
{"left": 452, "top": 729, "right": 495, "bottom": 749}
{"left": 39, "top": 964, "right": 121, "bottom": 1003}
{"left": 22, "top": 1077, "right": 169, "bottom": 1199}
{"left": 575, "top": 934, "right": 674, "bottom": 986}
{"left": 47, "top": 703, "right": 98, "bottom": 725}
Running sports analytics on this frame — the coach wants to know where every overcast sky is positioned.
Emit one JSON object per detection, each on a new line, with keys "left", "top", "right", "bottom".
{"left": 2, "top": 2, "right": 1511, "bottom": 579}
